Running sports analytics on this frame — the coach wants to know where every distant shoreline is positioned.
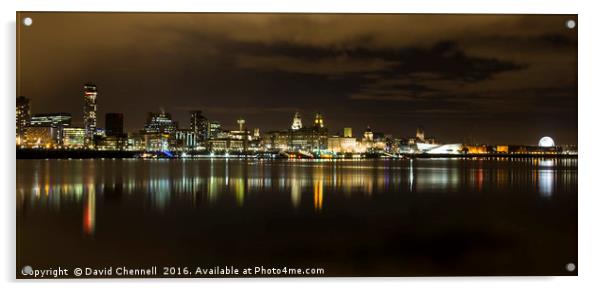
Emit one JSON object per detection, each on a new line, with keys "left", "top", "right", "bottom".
{"left": 16, "top": 149, "right": 577, "bottom": 160}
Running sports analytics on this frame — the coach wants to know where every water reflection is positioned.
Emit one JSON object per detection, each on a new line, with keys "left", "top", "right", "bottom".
{"left": 17, "top": 158, "right": 577, "bottom": 236}
{"left": 83, "top": 185, "right": 95, "bottom": 235}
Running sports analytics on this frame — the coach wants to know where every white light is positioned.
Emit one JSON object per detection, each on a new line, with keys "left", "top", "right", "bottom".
{"left": 566, "top": 19, "right": 576, "bottom": 29}
{"left": 538, "top": 136, "right": 555, "bottom": 147}
{"left": 22, "top": 17, "right": 33, "bottom": 26}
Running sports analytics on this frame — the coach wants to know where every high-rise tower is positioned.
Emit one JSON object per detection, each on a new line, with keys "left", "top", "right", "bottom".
{"left": 16, "top": 96, "right": 30, "bottom": 142}
{"left": 83, "top": 84, "right": 98, "bottom": 147}
{"left": 190, "top": 110, "right": 208, "bottom": 143}
{"left": 105, "top": 113, "right": 124, "bottom": 137}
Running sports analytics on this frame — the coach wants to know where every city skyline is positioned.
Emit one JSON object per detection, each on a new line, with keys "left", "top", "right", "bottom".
{"left": 17, "top": 13, "right": 577, "bottom": 145}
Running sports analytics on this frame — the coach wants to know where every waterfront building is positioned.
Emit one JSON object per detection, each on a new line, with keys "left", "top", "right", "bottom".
{"left": 28, "top": 113, "right": 71, "bottom": 146}
{"left": 144, "top": 133, "right": 170, "bottom": 151}
{"left": 100, "top": 113, "right": 126, "bottom": 150}
{"left": 291, "top": 112, "right": 302, "bottom": 131}
{"left": 105, "top": 113, "right": 124, "bottom": 137}
{"left": 314, "top": 113, "right": 325, "bottom": 129}
{"left": 30, "top": 113, "right": 72, "bottom": 127}
{"left": 343, "top": 127, "right": 353, "bottom": 138}
{"left": 496, "top": 145, "right": 509, "bottom": 153}
{"left": 398, "top": 138, "right": 415, "bottom": 153}
{"left": 464, "top": 145, "right": 489, "bottom": 154}
{"left": 209, "top": 121, "right": 222, "bottom": 139}
{"left": 416, "top": 126, "right": 425, "bottom": 142}
{"left": 190, "top": 111, "right": 209, "bottom": 147}
{"left": 171, "top": 129, "right": 196, "bottom": 151}
{"left": 421, "top": 143, "right": 463, "bottom": 154}
{"left": 97, "top": 135, "right": 126, "bottom": 151}
{"left": 327, "top": 136, "right": 358, "bottom": 153}
{"left": 263, "top": 131, "right": 289, "bottom": 151}
{"left": 83, "top": 84, "right": 98, "bottom": 147}
{"left": 126, "top": 132, "right": 146, "bottom": 151}
{"left": 207, "top": 139, "right": 245, "bottom": 152}
{"left": 289, "top": 126, "right": 328, "bottom": 152}
{"left": 363, "top": 127, "right": 374, "bottom": 142}
{"left": 62, "top": 127, "right": 86, "bottom": 149}
{"left": 24, "top": 126, "right": 58, "bottom": 148}
{"left": 16, "top": 96, "right": 30, "bottom": 144}
{"left": 144, "top": 111, "right": 177, "bottom": 134}
{"left": 538, "top": 136, "right": 555, "bottom": 147}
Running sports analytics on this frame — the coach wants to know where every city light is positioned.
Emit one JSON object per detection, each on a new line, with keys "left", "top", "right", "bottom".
{"left": 15, "top": 85, "right": 577, "bottom": 158}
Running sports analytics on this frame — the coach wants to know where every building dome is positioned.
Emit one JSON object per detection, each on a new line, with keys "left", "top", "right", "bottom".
{"left": 538, "top": 136, "right": 555, "bottom": 147}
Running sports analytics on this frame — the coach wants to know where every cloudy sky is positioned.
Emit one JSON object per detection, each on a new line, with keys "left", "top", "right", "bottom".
{"left": 17, "top": 13, "right": 577, "bottom": 145}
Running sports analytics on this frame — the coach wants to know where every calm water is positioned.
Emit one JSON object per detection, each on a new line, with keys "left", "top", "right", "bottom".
{"left": 17, "top": 158, "right": 577, "bottom": 276}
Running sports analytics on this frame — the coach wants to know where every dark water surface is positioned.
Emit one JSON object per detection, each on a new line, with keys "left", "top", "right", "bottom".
{"left": 17, "top": 158, "right": 577, "bottom": 276}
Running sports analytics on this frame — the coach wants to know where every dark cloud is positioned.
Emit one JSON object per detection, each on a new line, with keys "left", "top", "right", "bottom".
{"left": 17, "top": 13, "right": 577, "bottom": 145}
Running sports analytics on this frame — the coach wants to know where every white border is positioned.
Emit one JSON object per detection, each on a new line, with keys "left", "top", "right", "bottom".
{"left": 2, "top": 1, "right": 601, "bottom": 290}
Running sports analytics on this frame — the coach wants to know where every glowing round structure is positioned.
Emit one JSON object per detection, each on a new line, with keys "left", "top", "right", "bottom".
{"left": 538, "top": 136, "right": 555, "bottom": 147}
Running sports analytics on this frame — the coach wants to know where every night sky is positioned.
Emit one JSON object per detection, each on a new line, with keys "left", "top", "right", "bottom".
{"left": 17, "top": 13, "right": 577, "bottom": 145}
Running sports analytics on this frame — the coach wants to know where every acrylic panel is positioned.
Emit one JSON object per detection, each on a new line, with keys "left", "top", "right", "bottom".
{"left": 16, "top": 12, "right": 578, "bottom": 278}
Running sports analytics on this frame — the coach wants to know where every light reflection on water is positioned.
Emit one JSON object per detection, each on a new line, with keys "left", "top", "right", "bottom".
{"left": 16, "top": 158, "right": 577, "bottom": 236}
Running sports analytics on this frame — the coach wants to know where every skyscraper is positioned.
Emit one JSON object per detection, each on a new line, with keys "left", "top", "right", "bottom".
{"left": 16, "top": 96, "right": 30, "bottom": 142}
{"left": 83, "top": 84, "right": 98, "bottom": 147}
{"left": 189, "top": 110, "right": 208, "bottom": 143}
{"left": 144, "top": 111, "right": 177, "bottom": 134}
{"left": 105, "top": 113, "right": 124, "bottom": 137}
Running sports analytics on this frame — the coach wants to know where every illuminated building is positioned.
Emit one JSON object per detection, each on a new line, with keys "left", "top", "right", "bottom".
{"left": 363, "top": 127, "right": 374, "bottom": 142}
{"left": 83, "top": 84, "right": 98, "bottom": 147}
{"left": 98, "top": 136, "right": 126, "bottom": 151}
{"left": 28, "top": 113, "right": 72, "bottom": 146}
{"left": 218, "top": 119, "right": 251, "bottom": 151}
{"left": 126, "top": 132, "right": 146, "bottom": 151}
{"left": 171, "top": 129, "right": 196, "bottom": 151}
{"left": 144, "top": 111, "right": 177, "bottom": 134}
{"left": 62, "top": 127, "right": 86, "bottom": 149}
{"left": 343, "top": 127, "right": 353, "bottom": 138}
{"left": 98, "top": 113, "right": 126, "bottom": 150}
{"left": 263, "top": 131, "right": 289, "bottom": 151}
{"left": 209, "top": 121, "right": 222, "bottom": 138}
{"left": 105, "top": 113, "right": 124, "bottom": 137}
{"left": 16, "top": 96, "right": 30, "bottom": 143}
{"left": 538, "top": 136, "right": 555, "bottom": 147}
{"left": 416, "top": 126, "right": 425, "bottom": 142}
{"left": 207, "top": 139, "right": 244, "bottom": 152}
{"left": 30, "top": 113, "right": 71, "bottom": 127}
{"left": 496, "top": 145, "right": 509, "bottom": 153}
{"left": 464, "top": 145, "right": 489, "bottom": 154}
{"left": 190, "top": 111, "right": 208, "bottom": 146}
{"left": 291, "top": 112, "right": 302, "bottom": 131}
{"left": 327, "top": 137, "right": 358, "bottom": 153}
{"left": 421, "top": 143, "right": 463, "bottom": 154}
{"left": 24, "top": 126, "right": 58, "bottom": 148}
{"left": 144, "top": 133, "right": 170, "bottom": 151}
{"left": 237, "top": 118, "right": 246, "bottom": 131}
{"left": 314, "top": 113, "right": 325, "bottom": 129}
{"left": 144, "top": 111, "right": 178, "bottom": 151}
{"left": 289, "top": 112, "right": 328, "bottom": 151}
